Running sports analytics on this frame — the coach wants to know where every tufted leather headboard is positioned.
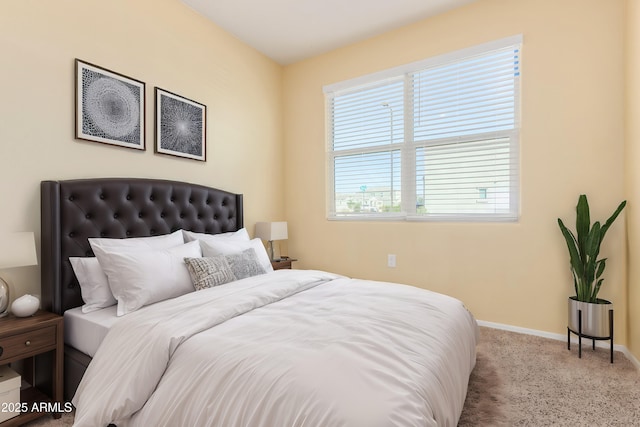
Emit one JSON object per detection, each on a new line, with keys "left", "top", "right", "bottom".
{"left": 40, "top": 178, "right": 243, "bottom": 315}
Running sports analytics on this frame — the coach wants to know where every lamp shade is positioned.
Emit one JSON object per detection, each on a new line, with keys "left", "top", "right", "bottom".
{"left": 0, "top": 232, "right": 38, "bottom": 269}
{"left": 255, "top": 222, "right": 288, "bottom": 241}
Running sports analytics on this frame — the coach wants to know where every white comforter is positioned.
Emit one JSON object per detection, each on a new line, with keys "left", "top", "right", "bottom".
{"left": 72, "top": 270, "right": 478, "bottom": 427}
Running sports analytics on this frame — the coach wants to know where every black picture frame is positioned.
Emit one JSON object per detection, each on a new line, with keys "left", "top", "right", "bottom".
{"left": 154, "top": 87, "right": 206, "bottom": 161}
{"left": 75, "top": 59, "right": 145, "bottom": 150}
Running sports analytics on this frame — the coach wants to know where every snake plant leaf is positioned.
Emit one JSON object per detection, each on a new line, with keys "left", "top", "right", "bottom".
{"left": 584, "top": 221, "right": 601, "bottom": 283}
{"left": 558, "top": 218, "right": 583, "bottom": 277}
{"left": 576, "top": 195, "right": 590, "bottom": 259}
{"left": 600, "top": 200, "right": 627, "bottom": 243}
{"left": 586, "top": 221, "right": 601, "bottom": 259}
{"left": 592, "top": 278, "right": 605, "bottom": 303}
{"left": 596, "top": 258, "right": 607, "bottom": 279}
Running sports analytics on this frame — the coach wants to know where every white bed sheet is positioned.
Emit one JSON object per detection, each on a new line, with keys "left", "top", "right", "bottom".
{"left": 63, "top": 305, "right": 119, "bottom": 357}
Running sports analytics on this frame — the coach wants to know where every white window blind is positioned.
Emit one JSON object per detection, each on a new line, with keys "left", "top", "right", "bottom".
{"left": 325, "top": 35, "right": 521, "bottom": 221}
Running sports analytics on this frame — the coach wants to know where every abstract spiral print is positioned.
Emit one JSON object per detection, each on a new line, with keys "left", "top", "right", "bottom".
{"left": 81, "top": 68, "right": 141, "bottom": 145}
{"left": 159, "top": 94, "right": 203, "bottom": 157}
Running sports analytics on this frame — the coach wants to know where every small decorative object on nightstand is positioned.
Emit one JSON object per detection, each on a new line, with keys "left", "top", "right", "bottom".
{"left": 11, "top": 295, "right": 40, "bottom": 318}
{"left": 271, "top": 257, "right": 297, "bottom": 270}
{"left": 0, "top": 310, "right": 63, "bottom": 426}
{"left": 0, "top": 232, "right": 38, "bottom": 318}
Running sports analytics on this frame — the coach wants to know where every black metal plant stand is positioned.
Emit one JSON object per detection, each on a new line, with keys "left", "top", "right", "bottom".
{"left": 567, "top": 309, "right": 614, "bottom": 363}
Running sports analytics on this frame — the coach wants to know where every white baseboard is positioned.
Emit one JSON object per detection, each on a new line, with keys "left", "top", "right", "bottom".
{"left": 477, "top": 319, "right": 640, "bottom": 371}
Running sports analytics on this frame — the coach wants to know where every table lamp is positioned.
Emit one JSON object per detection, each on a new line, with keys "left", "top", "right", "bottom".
{"left": 255, "top": 222, "right": 288, "bottom": 261}
{"left": 0, "top": 232, "right": 38, "bottom": 317}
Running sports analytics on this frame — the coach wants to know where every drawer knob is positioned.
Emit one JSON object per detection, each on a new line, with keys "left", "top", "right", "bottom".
{"left": 25, "top": 340, "right": 31, "bottom": 347}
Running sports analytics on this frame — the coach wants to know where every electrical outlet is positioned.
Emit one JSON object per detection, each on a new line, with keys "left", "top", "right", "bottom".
{"left": 387, "top": 254, "right": 396, "bottom": 268}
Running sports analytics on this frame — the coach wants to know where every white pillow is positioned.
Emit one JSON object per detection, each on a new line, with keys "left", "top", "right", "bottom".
{"left": 182, "top": 228, "right": 250, "bottom": 243}
{"left": 78, "top": 230, "right": 185, "bottom": 312}
{"left": 92, "top": 240, "right": 202, "bottom": 316}
{"left": 88, "top": 229, "right": 184, "bottom": 252}
{"left": 69, "top": 257, "right": 116, "bottom": 313}
{"left": 200, "top": 238, "right": 273, "bottom": 273}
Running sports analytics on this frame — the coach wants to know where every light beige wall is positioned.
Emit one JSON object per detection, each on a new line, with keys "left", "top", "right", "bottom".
{"left": 625, "top": 0, "right": 640, "bottom": 360}
{"left": 0, "top": 0, "right": 284, "bottom": 299}
{"left": 284, "top": 0, "right": 628, "bottom": 342}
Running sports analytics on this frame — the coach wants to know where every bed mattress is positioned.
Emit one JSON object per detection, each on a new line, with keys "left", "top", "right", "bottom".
{"left": 63, "top": 306, "right": 119, "bottom": 357}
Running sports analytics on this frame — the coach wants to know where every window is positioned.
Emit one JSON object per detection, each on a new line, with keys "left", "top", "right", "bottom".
{"left": 478, "top": 188, "right": 488, "bottom": 200}
{"left": 325, "top": 36, "right": 521, "bottom": 221}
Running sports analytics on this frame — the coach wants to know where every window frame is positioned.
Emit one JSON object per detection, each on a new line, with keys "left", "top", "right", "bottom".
{"left": 324, "top": 35, "right": 522, "bottom": 222}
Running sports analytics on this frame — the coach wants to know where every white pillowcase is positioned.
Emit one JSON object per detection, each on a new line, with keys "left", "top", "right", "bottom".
{"left": 200, "top": 238, "right": 273, "bottom": 273}
{"left": 88, "top": 229, "right": 185, "bottom": 252}
{"left": 182, "top": 228, "right": 250, "bottom": 243}
{"left": 69, "top": 257, "right": 116, "bottom": 313}
{"left": 74, "top": 230, "right": 186, "bottom": 314}
{"left": 92, "top": 240, "right": 202, "bottom": 316}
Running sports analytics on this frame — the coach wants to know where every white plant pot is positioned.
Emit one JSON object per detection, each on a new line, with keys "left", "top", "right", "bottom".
{"left": 567, "top": 297, "right": 612, "bottom": 338}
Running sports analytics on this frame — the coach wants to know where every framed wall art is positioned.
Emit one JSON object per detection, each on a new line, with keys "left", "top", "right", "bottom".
{"left": 75, "top": 59, "right": 145, "bottom": 150}
{"left": 155, "top": 88, "right": 206, "bottom": 161}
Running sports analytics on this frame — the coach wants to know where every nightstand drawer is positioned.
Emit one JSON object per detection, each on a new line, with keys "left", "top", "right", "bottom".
{"left": 0, "top": 326, "right": 56, "bottom": 362}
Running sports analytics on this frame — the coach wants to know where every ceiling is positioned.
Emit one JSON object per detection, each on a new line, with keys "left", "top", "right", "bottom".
{"left": 180, "top": 0, "right": 478, "bottom": 65}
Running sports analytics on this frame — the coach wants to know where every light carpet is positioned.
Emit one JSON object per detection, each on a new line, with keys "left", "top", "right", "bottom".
{"left": 459, "top": 327, "right": 640, "bottom": 426}
{"left": 23, "top": 327, "right": 640, "bottom": 426}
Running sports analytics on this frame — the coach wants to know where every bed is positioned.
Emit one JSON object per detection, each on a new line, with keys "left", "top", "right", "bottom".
{"left": 40, "top": 178, "right": 478, "bottom": 427}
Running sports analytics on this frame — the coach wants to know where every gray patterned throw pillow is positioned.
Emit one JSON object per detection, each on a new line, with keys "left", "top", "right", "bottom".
{"left": 184, "top": 255, "right": 236, "bottom": 290}
{"left": 225, "top": 248, "right": 267, "bottom": 280}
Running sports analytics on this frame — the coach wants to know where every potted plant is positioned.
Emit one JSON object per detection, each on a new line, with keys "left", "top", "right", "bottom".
{"left": 557, "top": 195, "right": 626, "bottom": 338}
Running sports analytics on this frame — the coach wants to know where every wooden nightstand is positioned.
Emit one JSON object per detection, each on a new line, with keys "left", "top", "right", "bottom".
{"left": 0, "top": 311, "right": 63, "bottom": 426}
{"left": 271, "top": 258, "right": 297, "bottom": 270}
